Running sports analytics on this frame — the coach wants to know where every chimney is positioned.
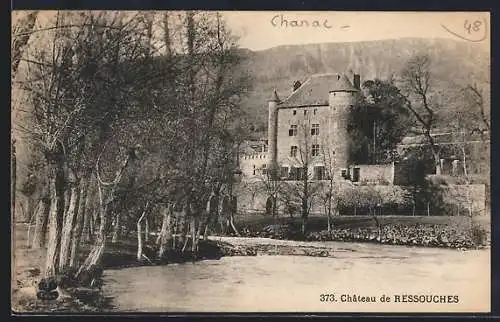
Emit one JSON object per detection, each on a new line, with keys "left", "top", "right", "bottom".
{"left": 353, "top": 74, "right": 361, "bottom": 90}
{"left": 292, "top": 80, "right": 301, "bottom": 93}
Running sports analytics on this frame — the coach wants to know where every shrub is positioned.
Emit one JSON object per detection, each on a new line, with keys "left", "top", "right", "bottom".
{"left": 470, "top": 223, "right": 487, "bottom": 246}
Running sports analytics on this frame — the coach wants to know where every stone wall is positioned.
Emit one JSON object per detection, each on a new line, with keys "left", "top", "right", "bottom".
{"left": 235, "top": 181, "right": 487, "bottom": 217}
{"left": 239, "top": 152, "right": 269, "bottom": 179}
{"left": 349, "top": 164, "right": 394, "bottom": 185}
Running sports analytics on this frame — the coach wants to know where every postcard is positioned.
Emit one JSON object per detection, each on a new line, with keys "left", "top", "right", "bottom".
{"left": 11, "top": 10, "right": 490, "bottom": 313}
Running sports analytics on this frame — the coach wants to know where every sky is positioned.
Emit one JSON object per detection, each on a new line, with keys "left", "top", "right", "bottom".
{"left": 222, "top": 11, "right": 490, "bottom": 51}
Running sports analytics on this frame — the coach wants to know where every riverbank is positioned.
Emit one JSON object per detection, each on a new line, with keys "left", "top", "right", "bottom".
{"left": 232, "top": 215, "right": 491, "bottom": 249}
{"left": 12, "top": 223, "right": 112, "bottom": 313}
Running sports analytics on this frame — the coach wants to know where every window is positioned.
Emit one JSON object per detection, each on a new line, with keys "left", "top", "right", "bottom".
{"left": 289, "top": 124, "right": 297, "bottom": 136}
{"left": 281, "top": 166, "right": 289, "bottom": 178}
{"left": 314, "top": 166, "right": 325, "bottom": 180}
{"left": 293, "top": 110, "right": 297, "bottom": 115}
{"left": 352, "top": 167, "right": 360, "bottom": 182}
{"left": 262, "top": 164, "right": 267, "bottom": 175}
{"left": 312, "top": 144, "right": 320, "bottom": 156}
{"left": 314, "top": 109, "right": 317, "bottom": 115}
{"left": 263, "top": 145, "right": 268, "bottom": 152}
{"left": 297, "top": 167, "right": 308, "bottom": 180}
{"left": 311, "top": 124, "right": 319, "bottom": 136}
{"left": 304, "top": 109, "right": 307, "bottom": 115}
{"left": 290, "top": 146, "right": 298, "bottom": 157}
{"left": 253, "top": 165, "right": 256, "bottom": 175}
{"left": 341, "top": 169, "right": 348, "bottom": 179}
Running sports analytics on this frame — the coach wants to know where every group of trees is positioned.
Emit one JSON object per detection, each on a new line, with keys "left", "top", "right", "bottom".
{"left": 12, "top": 11, "right": 251, "bottom": 279}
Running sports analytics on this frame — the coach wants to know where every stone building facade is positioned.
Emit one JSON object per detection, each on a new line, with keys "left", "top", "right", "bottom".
{"left": 240, "top": 72, "right": 388, "bottom": 184}
{"left": 268, "top": 73, "right": 359, "bottom": 180}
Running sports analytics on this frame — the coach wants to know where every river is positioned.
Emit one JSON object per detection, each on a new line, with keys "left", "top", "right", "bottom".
{"left": 102, "top": 238, "right": 490, "bottom": 313}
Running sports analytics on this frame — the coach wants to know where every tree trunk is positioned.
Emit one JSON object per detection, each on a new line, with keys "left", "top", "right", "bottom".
{"left": 158, "top": 204, "right": 173, "bottom": 259}
{"left": 26, "top": 203, "right": 36, "bottom": 247}
{"left": 172, "top": 217, "right": 177, "bottom": 250}
{"left": 178, "top": 207, "right": 187, "bottom": 247}
{"left": 25, "top": 197, "right": 35, "bottom": 224}
{"left": 137, "top": 219, "right": 143, "bottom": 261}
{"left": 190, "top": 216, "right": 197, "bottom": 253}
{"left": 81, "top": 208, "right": 90, "bottom": 242}
{"left": 301, "top": 197, "right": 308, "bottom": 235}
{"left": 64, "top": 189, "right": 71, "bottom": 215}
{"left": 327, "top": 210, "right": 331, "bottom": 233}
{"left": 59, "top": 184, "right": 80, "bottom": 271}
{"left": 136, "top": 201, "right": 149, "bottom": 261}
{"left": 196, "top": 219, "right": 203, "bottom": 245}
{"left": 203, "top": 220, "right": 209, "bottom": 240}
{"left": 32, "top": 196, "right": 50, "bottom": 248}
{"left": 81, "top": 178, "right": 94, "bottom": 242}
{"left": 89, "top": 210, "right": 95, "bottom": 238}
{"left": 181, "top": 220, "right": 190, "bottom": 253}
{"left": 191, "top": 216, "right": 201, "bottom": 254}
{"left": 145, "top": 218, "right": 149, "bottom": 243}
{"left": 44, "top": 167, "right": 65, "bottom": 278}
{"left": 112, "top": 212, "right": 120, "bottom": 243}
{"left": 229, "top": 213, "right": 239, "bottom": 236}
{"left": 69, "top": 177, "right": 88, "bottom": 267}
{"left": 434, "top": 152, "right": 441, "bottom": 175}
{"left": 77, "top": 197, "right": 108, "bottom": 277}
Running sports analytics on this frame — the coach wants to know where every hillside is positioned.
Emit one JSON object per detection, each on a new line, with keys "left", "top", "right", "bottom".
{"left": 237, "top": 37, "right": 490, "bottom": 134}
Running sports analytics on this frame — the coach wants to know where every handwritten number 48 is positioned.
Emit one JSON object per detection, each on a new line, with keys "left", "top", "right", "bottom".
{"left": 464, "top": 20, "right": 482, "bottom": 34}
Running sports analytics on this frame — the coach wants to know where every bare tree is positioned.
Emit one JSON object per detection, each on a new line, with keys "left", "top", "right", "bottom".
{"left": 284, "top": 122, "right": 322, "bottom": 235}
{"left": 11, "top": 11, "right": 39, "bottom": 223}
{"left": 258, "top": 166, "right": 285, "bottom": 218}
{"left": 463, "top": 83, "right": 490, "bottom": 133}
{"left": 400, "top": 55, "right": 442, "bottom": 175}
{"left": 319, "top": 136, "right": 339, "bottom": 233}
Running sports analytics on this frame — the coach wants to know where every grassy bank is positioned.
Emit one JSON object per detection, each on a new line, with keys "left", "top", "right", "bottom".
{"left": 11, "top": 223, "right": 113, "bottom": 313}
{"left": 232, "top": 214, "right": 491, "bottom": 249}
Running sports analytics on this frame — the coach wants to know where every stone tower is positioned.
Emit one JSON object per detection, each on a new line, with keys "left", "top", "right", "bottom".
{"left": 328, "top": 74, "right": 360, "bottom": 174}
{"left": 267, "top": 89, "right": 280, "bottom": 178}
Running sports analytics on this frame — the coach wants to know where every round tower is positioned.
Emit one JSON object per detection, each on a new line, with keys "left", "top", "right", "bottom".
{"left": 267, "top": 89, "right": 280, "bottom": 178}
{"left": 329, "top": 75, "right": 359, "bottom": 175}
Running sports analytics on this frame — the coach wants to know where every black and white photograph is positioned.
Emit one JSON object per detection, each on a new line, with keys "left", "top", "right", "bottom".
{"left": 11, "top": 10, "right": 491, "bottom": 313}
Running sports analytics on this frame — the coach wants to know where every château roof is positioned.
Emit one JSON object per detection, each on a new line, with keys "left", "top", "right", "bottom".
{"left": 278, "top": 73, "right": 358, "bottom": 108}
